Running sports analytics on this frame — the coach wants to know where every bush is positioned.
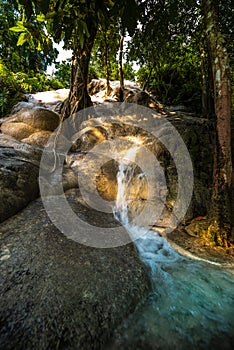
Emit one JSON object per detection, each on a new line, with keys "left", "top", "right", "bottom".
{"left": 0, "top": 60, "right": 20, "bottom": 91}
{"left": 137, "top": 63, "right": 201, "bottom": 113}
{"left": 54, "top": 60, "right": 71, "bottom": 87}
{"left": 0, "top": 60, "right": 23, "bottom": 117}
{"left": 0, "top": 87, "right": 10, "bottom": 114}
{"left": 13, "top": 72, "right": 65, "bottom": 93}
{"left": 0, "top": 60, "right": 66, "bottom": 117}
{"left": 46, "top": 78, "right": 64, "bottom": 90}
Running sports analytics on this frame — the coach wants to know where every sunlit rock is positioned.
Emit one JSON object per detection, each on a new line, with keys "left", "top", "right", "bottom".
{"left": 1, "top": 107, "right": 60, "bottom": 144}
{"left": 21, "top": 130, "right": 53, "bottom": 147}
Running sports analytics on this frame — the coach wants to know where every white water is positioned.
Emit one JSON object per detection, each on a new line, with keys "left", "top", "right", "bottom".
{"left": 112, "top": 146, "right": 234, "bottom": 349}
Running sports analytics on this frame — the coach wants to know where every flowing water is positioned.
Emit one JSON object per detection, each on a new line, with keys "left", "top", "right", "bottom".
{"left": 111, "top": 146, "right": 234, "bottom": 349}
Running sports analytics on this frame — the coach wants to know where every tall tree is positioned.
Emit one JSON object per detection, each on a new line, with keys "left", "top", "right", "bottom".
{"left": 118, "top": 25, "right": 125, "bottom": 102}
{"left": 202, "top": 0, "right": 233, "bottom": 246}
{"left": 15, "top": 0, "right": 139, "bottom": 117}
{"left": 91, "top": 21, "right": 119, "bottom": 95}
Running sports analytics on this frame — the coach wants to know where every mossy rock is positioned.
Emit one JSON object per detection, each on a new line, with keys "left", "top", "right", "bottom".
{"left": 185, "top": 219, "right": 232, "bottom": 247}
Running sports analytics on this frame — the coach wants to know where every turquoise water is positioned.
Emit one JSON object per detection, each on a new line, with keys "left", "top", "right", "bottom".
{"left": 109, "top": 228, "right": 234, "bottom": 349}
{"left": 111, "top": 149, "right": 234, "bottom": 349}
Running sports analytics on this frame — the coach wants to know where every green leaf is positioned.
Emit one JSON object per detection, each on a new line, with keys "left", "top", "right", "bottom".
{"left": 37, "top": 41, "right": 43, "bottom": 51}
{"left": 79, "top": 33, "right": 84, "bottom": 48}
{"left": 36, "top": 14, "right": 46, "bottom": 22}
{"left": 17, "top": 32, "right": 28, "bottom": 46}
{"left": 9, "top": 25, "right": 26, "bottom": 33}
{"left": 79, "top": 20, "right": 90, "bottom": 37}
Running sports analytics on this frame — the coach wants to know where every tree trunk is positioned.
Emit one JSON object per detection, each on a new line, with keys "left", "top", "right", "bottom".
{"left": 143, "top": 63, "right": 155, "bottom": 91}
{"left": 103, "top": 31, "right": 111, "bottom": 96}
{"left": 199, "top": 44, "right": 209, "bottom": 117}
{"left": 207, "top": 49, "right": 215, "bottom": 118}
{"left": 63, "top": 24, "right": 97, "bottom": 118}
{"left": 203, "top": 0, "right": 233, "bottom": 246}
{"left": 118, "top": 27, "right": 124, "bottom": 102}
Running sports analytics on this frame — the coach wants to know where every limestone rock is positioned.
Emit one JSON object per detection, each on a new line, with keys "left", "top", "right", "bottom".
{"left": 0, "top": 190, "right": 150, "bottom": 349}
{"left": 76, "top": 115, "right": 214, "bottom": 225}
{"left": 21, "top": 130, "right": 52, "bottom": 147}
{"left": 1, "top": 107, "right": 60, "bottom": 134}
{"left": 1, "top": 107, "right": 60, "bottom": 146}
{"left": 1, "top": 122, "right": 38, "bottom": 141}
{"left": 88, "top": 79, "right": 106, "bottom": 95}
{"left": 0, "top": 140, "right": 41, "bottom": 223}
{"left": 10, "top": 101, "right": 35, "bottom": 115}
{"left": 71, "top": 126, "right": 107, "bottom": 153}
{"left": 125, "top": 91, "right": 166, "bottom": 114}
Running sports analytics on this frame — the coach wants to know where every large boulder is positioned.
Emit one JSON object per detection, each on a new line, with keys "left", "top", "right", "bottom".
{"left": 125, "top": 90, "right": 166, "bottom": 114}
{"left": 88, "top": 79, "right": 106, "bottom": 96}
{"left": 21, "top": 130, "right": 52, "bottom": 147}
{"left": 0, "top": 190, "right": 150, "bottom": 349}
{"left": 0, "top": 107, "right": 60, "bottom": 142}
{"left": 0, "top": 135, "right": 41, "bottom": 223}
{"left": 1, "top": 122, "right": 38, "bottom": 141}
{"left": 70, "top": 114, "right": 214, "bottom": 229}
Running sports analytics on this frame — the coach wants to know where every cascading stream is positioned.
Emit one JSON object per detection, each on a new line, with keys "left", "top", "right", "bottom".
{"left": 112, "top": 145, "right": 234, "bottom": 349}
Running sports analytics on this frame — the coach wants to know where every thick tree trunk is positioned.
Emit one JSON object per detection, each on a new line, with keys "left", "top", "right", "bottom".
{"left": 118, "top": 28, "right": 124, "bottom": 102}
{"left": 203, "top": 0, "right": 233, "bottom": 246}
{"left": 63, "top": 24, "right": 97, "bottom": 118}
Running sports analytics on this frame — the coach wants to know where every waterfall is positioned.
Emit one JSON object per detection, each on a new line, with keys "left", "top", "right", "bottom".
{"left": 114, "top": 145, "right": 140, "bottom": 225}
{"left": 113, "top": 145, "right": 181, "bottom": 276}
{"left": 111, "top": 144, "right": 234, "bottom": 349}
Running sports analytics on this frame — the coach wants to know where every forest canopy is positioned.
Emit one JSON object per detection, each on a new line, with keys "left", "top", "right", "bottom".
{"left": 0, "top": 0, "right": 232, "bottom": 116}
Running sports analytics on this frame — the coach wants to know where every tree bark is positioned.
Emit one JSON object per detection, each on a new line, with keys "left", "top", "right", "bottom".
{"left": 199, "top": 43, "right": 209, "bottom": 117}
{"left": 203, "top": 0, "right": 233, "bottom": 246}
{"left": 198, "top": 36, "right": 215, "bottom": 119}
{"left": 118, "top": 27, "right": 124, "bottom": 102}
{"left": 103, "top": 31, "right": 111, "bottom": 96}
{"left": 63, "top": 23, "right": 97, "bottom": 118}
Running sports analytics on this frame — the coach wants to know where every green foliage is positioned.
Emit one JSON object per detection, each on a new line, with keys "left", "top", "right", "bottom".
{"left": 0, "top": 60, "right": 21, "bottom": 116}
{"left": 0, "top": 59, "right": 65, "bottom": 117}
{"left": 0, "top": 0, "right": 58, "bottom": 73}
{"left": 14, "top": 0, "right": 137, "bottom": 50}
{"left": 0, "top": 61, "right": 19, "bottom": 91}
{"left": 89, "top": 61, "right": 135, "bottom": 82}
{"left": 13, "top": 71, "right": 64, "bottom": 93}
{"left": 122, "top": 63, "right": 135, "bottom": 81}
{"left": 136, "top": 38, "right": 201, "bottom": 111}
{"left": 54, "top": 60, "right": 71, "bottom": 88}
{"left": 88, "top": 65, "right": 98, "bottom": 81}
{"left": 0, "top": 87, "right": 10, "bottom": 114}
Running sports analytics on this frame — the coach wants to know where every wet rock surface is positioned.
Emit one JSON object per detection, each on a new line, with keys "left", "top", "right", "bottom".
{"left": 75, "top": 114, "right": 214, "bottom": 224}
{"left": 167, "top": 227, "right": 234, "bottom": 266}
{"left": 0, "top": 189, "right": 150, "bottom": 350}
